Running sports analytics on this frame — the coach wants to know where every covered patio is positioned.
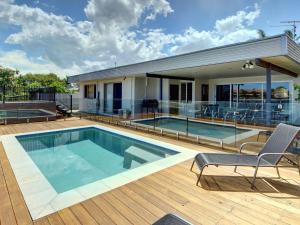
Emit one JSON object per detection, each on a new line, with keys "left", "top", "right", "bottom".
{"left": 138, "top": 54, "right": 300, "bottom": 126}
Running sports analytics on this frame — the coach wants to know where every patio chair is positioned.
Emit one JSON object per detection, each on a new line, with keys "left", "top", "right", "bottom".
{"left": 152, "top": 213, "right": 193, "bottom": 225}
{"left": 190, "top": 123, "right": 300, "bottom": 188}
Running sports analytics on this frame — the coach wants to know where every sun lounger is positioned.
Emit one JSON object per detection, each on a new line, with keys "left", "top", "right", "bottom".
{"left": 191, "top": 123, "right": 300, "bottom": 188}
{"left": 152, "top": 213, "right": 193, "bottom": 225}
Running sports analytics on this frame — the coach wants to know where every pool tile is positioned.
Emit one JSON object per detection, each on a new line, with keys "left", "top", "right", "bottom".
{"left": 50, "top": 190, "right": 85, "bottom": 211}
{"left": 75, "top": 180, "right": 111, "bottom": 199}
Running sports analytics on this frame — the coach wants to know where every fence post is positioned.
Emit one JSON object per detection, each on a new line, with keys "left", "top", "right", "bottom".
{"left": 53, "top": 88, "right": 56, "bottom": 102}
{"left": 153, "top": 111, "right": 156, "bottom": 130}
{"left": 70, "top": 95, "right": 73, "bottom": 113}
{"left": 2, "top": 85, "right": 5, "bottom": 104}
{"left": 186, "top": 117, "right": 189, "bottom": 136}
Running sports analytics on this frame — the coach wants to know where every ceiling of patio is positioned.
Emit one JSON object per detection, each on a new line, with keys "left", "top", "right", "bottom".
{"left": 152, "top": 55, "right": 300, "bottom": 79}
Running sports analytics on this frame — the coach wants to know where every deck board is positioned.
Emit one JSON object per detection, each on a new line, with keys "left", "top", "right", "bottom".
{"left": 0, "top": 118, "right": 299, "bottom": 225}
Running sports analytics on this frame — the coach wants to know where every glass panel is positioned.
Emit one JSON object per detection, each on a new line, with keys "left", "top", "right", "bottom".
{"left": 187, "top": 82, "right": 192, "bottom": 102}
{"left": 181, "top": 83, "right": 186, "bottom": 101}
{"left": 263, "top": 82, "right": 290, "bottom": 113}
{"left": 237, "top": 83, "right": 263, "bottom": 104}
{"left": 216, "top": 85, "right": 230, "bottom": 102}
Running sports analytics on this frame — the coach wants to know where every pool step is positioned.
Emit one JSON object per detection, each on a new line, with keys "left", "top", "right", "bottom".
{"left": 123, "top": 146, "right": 164, "bottom": 169}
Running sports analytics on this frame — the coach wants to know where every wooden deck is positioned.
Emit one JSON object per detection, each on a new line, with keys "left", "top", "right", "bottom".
{"left": 0, "top": 118, "right": 300, "bottom": 225}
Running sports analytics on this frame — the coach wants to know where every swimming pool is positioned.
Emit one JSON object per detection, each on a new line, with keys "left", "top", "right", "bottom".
{"left": 17, "top": 127, "right": 177, "bottom": 193}
{"left": 2, "top": 125, "right": 196, "bottom": 219}
{"left": 0, "top": 109, "right": 56, "bottom": 124}
{"left": 0, "top": 109, "right": 53, "bottom": 118}
{"left": 133, "top": 117, "right": 258, "bottom": 143}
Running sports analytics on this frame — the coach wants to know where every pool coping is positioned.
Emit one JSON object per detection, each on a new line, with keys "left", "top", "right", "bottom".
{"left": 1, "top": 124, "right": 197, "bottom": 220}
{"left": 130, "top": 116, "right": 261, "bottom": 144}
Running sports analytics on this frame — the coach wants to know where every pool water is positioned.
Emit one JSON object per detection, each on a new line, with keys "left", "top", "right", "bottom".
{"left": 0, "top": 109, "right": 53, "bottom": 118}
{"left": 135, "top": 117, "right": 250, "bottom": 139}
{"left": 17, "top": 127, "right": 177, "bottom": 193}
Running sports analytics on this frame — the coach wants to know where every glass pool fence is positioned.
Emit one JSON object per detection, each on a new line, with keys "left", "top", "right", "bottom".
{"left": 76, "top": 99, "right": 300, "bottom": 150}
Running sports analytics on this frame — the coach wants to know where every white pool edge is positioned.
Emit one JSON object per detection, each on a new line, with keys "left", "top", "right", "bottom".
{"left": 1, "top": 124, "right": 197, "bottom": 220}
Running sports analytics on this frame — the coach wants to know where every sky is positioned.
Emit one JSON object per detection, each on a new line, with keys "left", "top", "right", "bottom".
{"left": 0, "top": 0, "right": 300, "bottom": 78}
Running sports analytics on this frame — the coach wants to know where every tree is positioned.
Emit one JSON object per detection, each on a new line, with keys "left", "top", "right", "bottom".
{"left": 0, "top": 66, "right": 16, "bottom": 87}
{"left": 22, "top": 73, "right": 69, "bottom": 93}
{"left": 284, "top": 29, "right": 294, "bottom": 39}
{"left": 257, "top": 29, "right": 266, "bottom": 39}
{"left": 294, "top": 83, "right": 300, "bottom": 102}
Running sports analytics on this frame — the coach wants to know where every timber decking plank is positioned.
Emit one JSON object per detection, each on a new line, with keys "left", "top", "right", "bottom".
{"left": 91, "top": 195, "right": 132, "bottom": 225}
{"left": 0, "top": 161, "right": 17, "bottom": 225}
{"left": 69, "top": 204, "right": 98, "bottom": 225}
{"left": 119, "top": 185, "right": 165, "bottom": 218}
{"left": 57, "top": 208, "right": 81, "bottom": 225}
{"left": 0, "top": 118, "right": 299, "bottom": 225}
{"left": 0, "top": 144, "right": 33, "bottom": 225}
{"left": 102, "top": 192, "right": 150, "bottom": 225}
{"left": 111, "top": 188, "right": 158, "bottom": 223}
{"left": 126, "top": 182, "right": 202, "bottom": 225}
{"left": 46, "top": 213, "right": 65, "bottom": 225}
{"left": 33, "top": 218, "right": 51, "bottom": 225}
{"left": 81, "top": 200, "right": 116, "bottom": 225}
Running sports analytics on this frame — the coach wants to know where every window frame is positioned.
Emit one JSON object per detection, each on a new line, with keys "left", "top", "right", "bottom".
{"left": 84, "top": 84, "right": 96, "bottom": 99}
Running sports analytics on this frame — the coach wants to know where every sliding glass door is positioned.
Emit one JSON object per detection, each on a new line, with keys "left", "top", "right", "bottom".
{"left": 216, "top": 82, "right": 291, "bottom": 107}
{"left": 180, "top": 82, "right": 193, "bottom": 103}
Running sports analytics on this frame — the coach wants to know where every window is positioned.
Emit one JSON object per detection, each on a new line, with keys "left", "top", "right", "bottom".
{"left": 263, "top": 82, "right": 290, "bottom": 103}
{"left": 219, "top": 82, "right": 291, "bottom": 106}
{"left": 216, "top": 85, "right": 230, "bottom": 102}
{"left": 181, "top": 83, "right": 186, "bottom": 101}
{"left": 84, "top": 84, "right": 96, "bottom": 99}
{"left": 180, "top": 82, "right": 193, "bottom": 102}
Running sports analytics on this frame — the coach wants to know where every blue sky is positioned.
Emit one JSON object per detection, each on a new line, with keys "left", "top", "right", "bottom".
{"left": 0, "top": 0, "right": 299, "bottom": 77}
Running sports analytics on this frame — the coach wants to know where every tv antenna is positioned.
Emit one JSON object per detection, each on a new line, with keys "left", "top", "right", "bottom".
{"left": 271, "top": 20, "right": 300, "bottom": 40}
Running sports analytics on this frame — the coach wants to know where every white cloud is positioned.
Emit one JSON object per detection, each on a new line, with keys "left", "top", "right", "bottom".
{"left": 84, "top": 0, "right": 173, "bottom": 32}
{"left": 170, "top": 4, "right": 260, "bottom": 54}
{"left": 0, "top": 50, "right": 77, "bottom": 76}
{"left": 0, "top": 1, "right": 261, "bottom": 77}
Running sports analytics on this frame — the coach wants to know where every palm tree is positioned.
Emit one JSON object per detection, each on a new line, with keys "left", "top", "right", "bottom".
{"left": 257, "top": 29, "right": 266, "bottom": 39}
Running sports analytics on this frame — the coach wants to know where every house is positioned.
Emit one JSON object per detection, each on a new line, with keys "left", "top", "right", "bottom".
{"left": 68, "top": 34, "right": 300, "bottom": 121}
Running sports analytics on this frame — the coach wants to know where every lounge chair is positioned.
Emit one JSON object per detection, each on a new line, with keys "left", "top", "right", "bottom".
{"left": 152, "top": 214, "right": 193, "bottom": 225}
{"left": 190, "top": 123, "right": 300, "bottom": 188}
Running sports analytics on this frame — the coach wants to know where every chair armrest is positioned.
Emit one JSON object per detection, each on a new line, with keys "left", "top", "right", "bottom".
{"left": 257, "top": 152, "right": 295, "bottom": 166}
{"left": 240, "top": 142, "right": 265, "bottom": 153}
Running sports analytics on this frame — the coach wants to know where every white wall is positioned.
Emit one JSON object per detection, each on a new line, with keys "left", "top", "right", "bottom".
{"left": 146, "top": 78, "right": 160, "bottom": 100}
{"left": 79, "top": 77, "right": 135, "bottom": 114}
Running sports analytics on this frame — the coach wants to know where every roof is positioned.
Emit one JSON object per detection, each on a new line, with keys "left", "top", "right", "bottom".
{"left": 68, "top": 34, "right": 300, "bottom": 83}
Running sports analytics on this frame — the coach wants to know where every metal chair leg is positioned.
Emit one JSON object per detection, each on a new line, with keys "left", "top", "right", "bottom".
{"left": 190, "top": 159, "right": 195, "bottom": 171}
{"left": 297, "top": 155, "right": 300, "bottom": 176}
{"left": 234, "top": 166, "right": 237, "bottom": 172}
{"left": 196, "top": 166, "right": 205, "bottom": 186}
{"left": 251, "top": 166, "right": 259, "bottom": 188}
{"left": 276, "top": 167, "right": 280, "bottom": 178}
